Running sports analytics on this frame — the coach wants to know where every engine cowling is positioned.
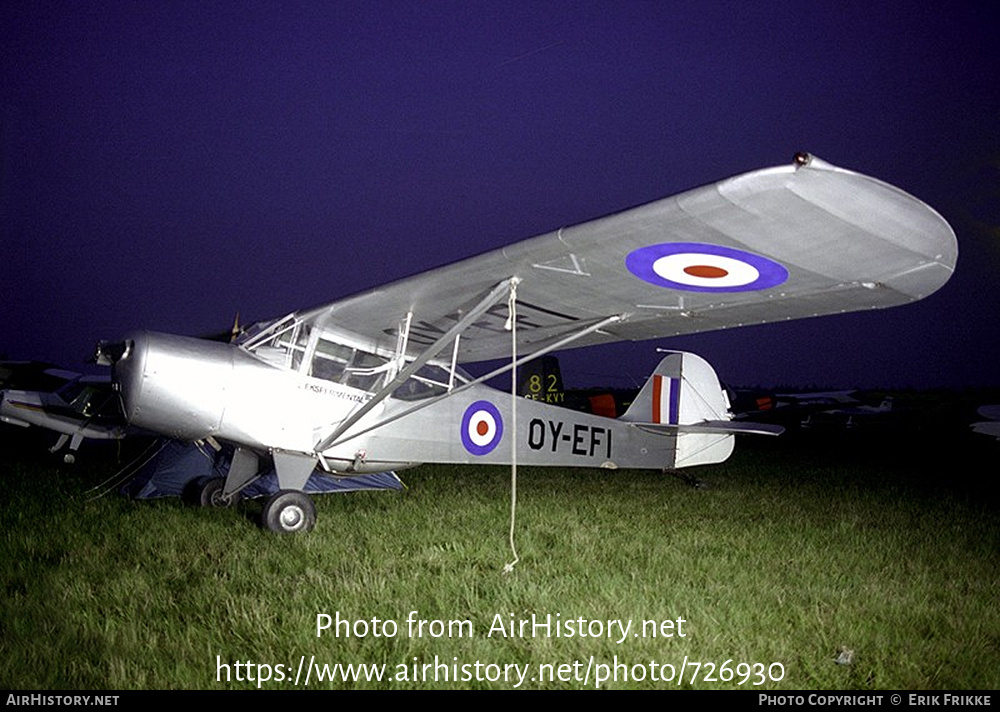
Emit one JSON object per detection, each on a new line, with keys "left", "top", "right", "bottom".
{"left": 112, "top": 331, "right": 234, "bottom": 441}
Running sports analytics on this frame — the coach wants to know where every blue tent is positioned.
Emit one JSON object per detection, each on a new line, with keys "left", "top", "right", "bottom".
{"left": 120, "top": 439, "right": 402, "bottom": 499}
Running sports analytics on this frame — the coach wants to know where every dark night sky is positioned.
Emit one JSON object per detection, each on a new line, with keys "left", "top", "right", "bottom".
{"left": 2, "top": 2, "right": 998, "bottom": 390}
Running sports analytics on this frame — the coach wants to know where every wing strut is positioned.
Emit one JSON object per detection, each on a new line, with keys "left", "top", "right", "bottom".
{"left": 314, "top": 278, "right": 520, "bottom": 453}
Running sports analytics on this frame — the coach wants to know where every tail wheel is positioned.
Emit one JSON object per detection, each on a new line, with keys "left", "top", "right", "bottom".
{"left": 263, "top": 490, "right": 316, "bottom": 533}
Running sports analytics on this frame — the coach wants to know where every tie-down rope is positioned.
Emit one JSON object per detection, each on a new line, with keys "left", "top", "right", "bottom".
{"left": 503, "top": 280, "right": 520, "bottom": 574}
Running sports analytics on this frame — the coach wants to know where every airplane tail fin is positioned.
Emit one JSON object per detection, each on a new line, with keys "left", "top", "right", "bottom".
{"left": 620, "top": 351, "right": 781, "bottom": 468}
{"left": 621, "top": 351, "right": 731, "bottom": 428}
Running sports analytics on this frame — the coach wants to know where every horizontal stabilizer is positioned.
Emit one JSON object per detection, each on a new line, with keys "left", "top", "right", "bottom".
{"left": 632, "top": 418, "right": 783, "bottom": 437}
{"left": 674, "top": 420, "right": 783, "bottom": 436}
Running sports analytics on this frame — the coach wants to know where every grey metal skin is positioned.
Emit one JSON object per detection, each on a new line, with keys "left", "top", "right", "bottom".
{"left": 101, "top": 155, "right": 958, "bottom": 532}
{"left": 110, "top": 334, "right": 752, "bottom": 479}
{"left": 114, "top": 330, "right": 417, "bottom": 461}
{"left": 114, "top": 332, "right": 232, "bottom": 443}
{"left": 112, "top": 331, "right": 384, "bottom": 496}
{"left": 296, "top": 154, "right": 957, "bottom": 363}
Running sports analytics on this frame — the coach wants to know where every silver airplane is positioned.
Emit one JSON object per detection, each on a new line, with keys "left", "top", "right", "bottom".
{"left": 95, "top": 154, "right": 957, "bottom": 533}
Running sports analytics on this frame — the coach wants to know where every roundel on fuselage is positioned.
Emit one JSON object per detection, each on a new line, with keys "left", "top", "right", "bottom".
{"left": 461, "top": 400, "right": 503, "bottom": 456}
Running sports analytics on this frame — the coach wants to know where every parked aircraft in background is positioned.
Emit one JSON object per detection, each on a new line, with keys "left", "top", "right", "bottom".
{"left": 95, "top": 154, "right": 957, "bottom": 532}
{"left": 801, "top": 395, "right": 896, "bottom": 429}
{"left": 971, "top": 405, "right": 1000, "bottom": 440}
{"left": 0, "top": 374, "right": 127, "bottom": 462}
{"left": 730, "top": 388, "right": 861, "bottom": 426}
{"left": 0, "top": 361, "right": 80, "bottom": 392}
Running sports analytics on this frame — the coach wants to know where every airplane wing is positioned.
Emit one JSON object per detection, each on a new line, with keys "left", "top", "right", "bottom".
{"left": 295, "top": 154, "right": 956, "bottom": 363}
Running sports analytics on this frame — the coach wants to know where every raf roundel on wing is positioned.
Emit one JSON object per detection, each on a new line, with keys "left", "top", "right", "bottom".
{"left": 626, "top": 242, "right": 789, "bottom": 292}
{"left": 461, "top": 400, "right": 504, "bottom": 456}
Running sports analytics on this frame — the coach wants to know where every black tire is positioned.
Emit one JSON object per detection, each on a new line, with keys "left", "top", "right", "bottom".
{"left": 262, "top": 490, "right": 316, "bottom": 533}
{"left": 198, "top": 477, "right": 234, "bottom": 508}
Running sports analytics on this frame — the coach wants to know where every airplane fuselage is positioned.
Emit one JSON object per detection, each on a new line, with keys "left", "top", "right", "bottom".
{"left": 109, "top": 331, "right": 735, "bottom": 477}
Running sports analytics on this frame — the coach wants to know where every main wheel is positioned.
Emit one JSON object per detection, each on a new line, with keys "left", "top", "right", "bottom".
{"left": 262, "top": 490, "right": 316, "bottom": 533}
{"left": 198, "top": 477, "right": 235, "bottom": 508}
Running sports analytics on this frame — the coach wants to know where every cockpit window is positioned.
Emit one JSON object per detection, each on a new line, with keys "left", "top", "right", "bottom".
{"left": 310, "top": 338, "right": 354, "bottom": 382}
{"left": 344, "top": 350, "right": 390, "bottom": 391}
{"left": 247, "top": 321, "right": 309, "bottom": 370}
{"left": 245, "top": 320, "right": 470, "bottom": 398}
{"left": 308, "top": 339, "right": 392, "bottom": 392}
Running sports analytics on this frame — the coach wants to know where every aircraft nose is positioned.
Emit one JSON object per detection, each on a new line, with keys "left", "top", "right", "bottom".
{"left": 112, "top": 331, "right": 234, "bottom": 441}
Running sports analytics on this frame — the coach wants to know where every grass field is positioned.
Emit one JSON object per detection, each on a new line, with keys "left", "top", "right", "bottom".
{"left": 1, "top": 425, "right": 998, "bottom": 690}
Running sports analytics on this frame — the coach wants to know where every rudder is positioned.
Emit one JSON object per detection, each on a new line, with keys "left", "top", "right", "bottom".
{"left": 621, "top": 351, "right": 731, "bottom": 426}
{"left": 621, "top": 351, "right": 735, "bottom": 468}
